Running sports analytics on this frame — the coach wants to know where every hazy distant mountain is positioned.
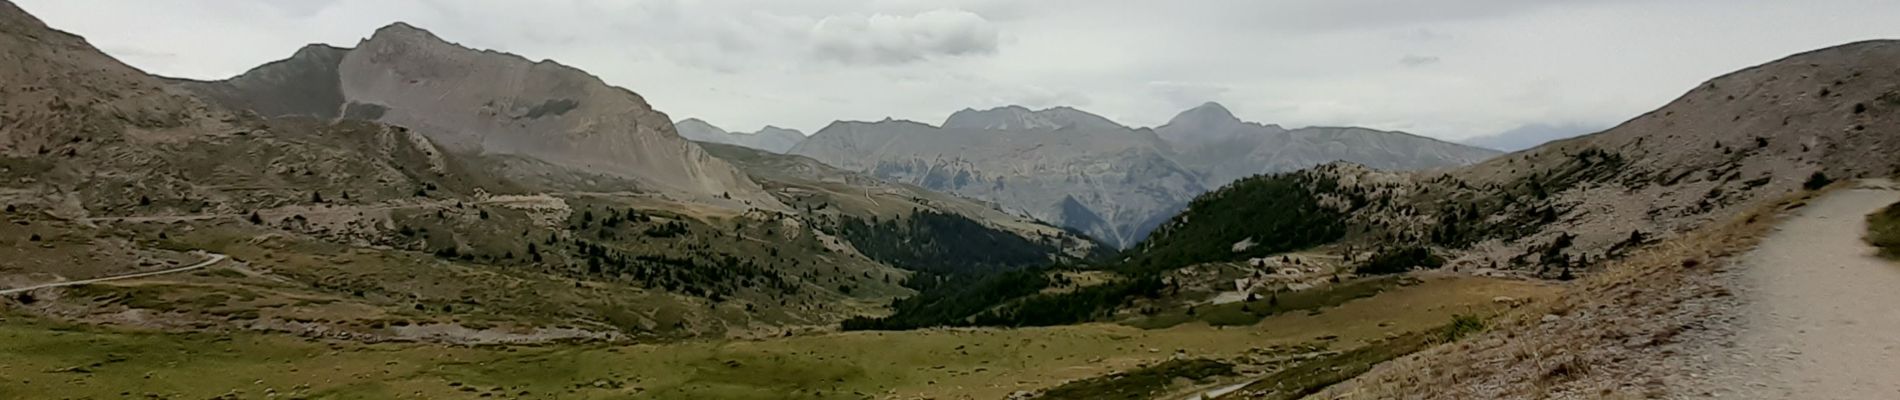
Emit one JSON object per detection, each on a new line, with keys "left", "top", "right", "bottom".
{"left": 1156, "top": 102, "right": 1502, "bottom": 189}
{"left": 173, "top": 23, "right": 775, "bottom": 208}
{"left": 1461, "top": 122, "right": 1604, "bottom": 152}
{"left": 941, "top": 105, "right": 1126, "bottom": 131}
{"left": 675, "top": 118, "right": 805, "bottom": 153}
{"left": 791, "top": 107, "right": 1203, "bottom": 248}
{"left": 790, "top": 103, "right": 1498, "bottom": 247}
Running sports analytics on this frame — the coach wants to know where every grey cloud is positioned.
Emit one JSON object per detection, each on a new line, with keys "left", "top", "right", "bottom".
{"left": 258, "top": 0, "right": 336, "bottom": 17}
{"left": 809, "top": 9, "right": 1000, "bottom": 64}
{"left": 1399, "top": 54, "right": 1441, "bottom": 67}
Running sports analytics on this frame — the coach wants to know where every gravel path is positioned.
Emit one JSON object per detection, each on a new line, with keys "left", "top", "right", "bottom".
{"left": 1696, "top": 180, "right": 1900, "bottom": 398}
{"left": 0, "top": 252, "right": 227, "bottom": 295}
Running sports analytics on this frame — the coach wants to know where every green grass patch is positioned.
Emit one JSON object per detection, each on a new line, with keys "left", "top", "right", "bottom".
{"left": 1031, "top": 358, "right": 1235, "bottom": 400}
{"left": 1239, "top": 316, "right": 1480, "bottom": 400}
{"left": 1441, "top": 313, "right": 1487, "bottom": 342}
{"left": 1870, "top": 201, "right": 1900, "bottom": 259}
{"left": 1124, "top": 276, "right": 1411, "bottom": 330}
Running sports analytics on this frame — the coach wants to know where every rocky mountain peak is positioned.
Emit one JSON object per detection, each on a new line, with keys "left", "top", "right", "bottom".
{"left": 1160, "top": 101, "right": 1249, "bottom": 137}
{"left": 943, "top": 105, "right": 1050, "bottom": 130}
{"left": 756, "top": 126, "right": 804, "bottom": 137}
{"left": 942, "top": 105, "right": 1124, "bottom": 131}
{"left": 367, "top": 22, "right": 442, "bottom": 43}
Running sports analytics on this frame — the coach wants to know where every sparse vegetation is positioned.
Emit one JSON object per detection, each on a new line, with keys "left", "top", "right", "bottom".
{"left": 1805, "top": 171, "right": 1835, "bottom": 190}
{"left": 1031, "top": 358, "right": 1235, "bottom": 400}
{"left": 836, "top": 209, "right": 1060, "bottom": 274}
{"left": 1132, "top": 172, "right": 1348, "bottom": 271}
{"left": 1441, "top": 313, "right": 1487, "bottom": 342}
{"left": 1870, "top": 201, "right": 1900, "bottom": 259}
{"left": 1238, "top": 325, "right": 1460, "bottom": 400}
{"left": 1124, "top": 276, "right": 1411, "bottom": 330}
{"left": 1355, "top": 246, "right": 1444, "bottom": 275}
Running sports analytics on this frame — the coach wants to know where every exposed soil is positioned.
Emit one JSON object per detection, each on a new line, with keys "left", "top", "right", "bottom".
{"left": 1689, "top": 180, "right": 1900, "bottom": 398}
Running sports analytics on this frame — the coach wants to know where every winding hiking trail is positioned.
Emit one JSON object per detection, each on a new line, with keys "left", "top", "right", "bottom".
{"left": 0, "top": 252, "right": 227, "bottom": 295}
{"left": 1697, "top": 180, "right": 1900, "bottom": 398}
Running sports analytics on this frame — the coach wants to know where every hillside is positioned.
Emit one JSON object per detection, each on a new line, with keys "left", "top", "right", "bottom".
{"left": 819, "top": 39, "right": 1900, "bottom": 398}
{"left": 0, "top": 2, "right": 1097, "bottom": 343}
{"left": 1143, "top": 39, "right": 1900, "bottom": 275}
{"left": 1127, "top": 40, "right": 1900, "bottom": 398}
{"left": 171, "top": 23, "right": 776, "bottom": 209}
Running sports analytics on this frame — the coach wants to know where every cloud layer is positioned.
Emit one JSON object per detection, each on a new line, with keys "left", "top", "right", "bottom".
{"left": 810, "top": 10, "right": 1000, "bottom": 64}
{"left": 16, "top": 0, "right": 1900, "bottom": 140}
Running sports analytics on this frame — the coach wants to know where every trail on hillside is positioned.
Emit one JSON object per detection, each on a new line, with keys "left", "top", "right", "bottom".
{"left": 1695, "top": 180, "right": 1900, "bottom": 398}
{"left": 0, "top": 253, "right": 227, "bottom": 295}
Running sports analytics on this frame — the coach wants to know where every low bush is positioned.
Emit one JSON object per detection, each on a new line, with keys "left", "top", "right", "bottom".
{"left": 1869, "top": 201, "right": 1900, "bottom": 259}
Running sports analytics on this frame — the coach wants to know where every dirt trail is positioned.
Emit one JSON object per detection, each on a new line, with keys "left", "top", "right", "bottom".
{"left": 0, "top": 252, "right": 228, "bottom": 295}
{"left": 1695, "top": 180, "right": 1900, "bottom": 398}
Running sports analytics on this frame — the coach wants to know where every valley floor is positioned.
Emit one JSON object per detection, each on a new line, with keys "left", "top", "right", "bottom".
{"left": 1689, "top": 180, "right": 1900, "bottom": 398}
{"left": 0, "top": 275, "right": 1550, "bottom": 399}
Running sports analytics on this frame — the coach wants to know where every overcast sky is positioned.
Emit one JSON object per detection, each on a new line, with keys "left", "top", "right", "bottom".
{"left": 18, "top": 0, "right": 1900, "bottom": 140}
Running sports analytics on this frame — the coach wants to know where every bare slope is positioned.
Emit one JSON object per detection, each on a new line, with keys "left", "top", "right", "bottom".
{"left": 172, "top": 23, "right": 777, "bottom": 209}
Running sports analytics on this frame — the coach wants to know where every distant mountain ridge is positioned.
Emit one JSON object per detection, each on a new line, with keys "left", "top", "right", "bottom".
{"left": 941, "top": 105, "right": 1127, "bottom": 131}
{"left": 1459, "top": 121, "right": 1604, "bottom": 152}
{"left": 791, "top": 108, "right": 1203, "bottom": 248}
{"left": 674, "top": 118, "right": 806, "bottom": 153}
{"left": 791, "top": 103, "right": 1499, "bottom": 247}
{"left": 1156, "top": 102, "right": 1501, "bottom": 188}
{"left": 172, "top": 23, "right": 777, "bottom": 209}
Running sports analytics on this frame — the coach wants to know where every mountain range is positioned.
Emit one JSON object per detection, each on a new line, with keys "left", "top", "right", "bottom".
{"left": 789, "top": 103, "right": 1501, "bottom": 247}
{"left": 5, "top": 1, "right": 1900, "bottom": 398}
{"left": 0, "top": 2, "right": 1105, "bottom": 343}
